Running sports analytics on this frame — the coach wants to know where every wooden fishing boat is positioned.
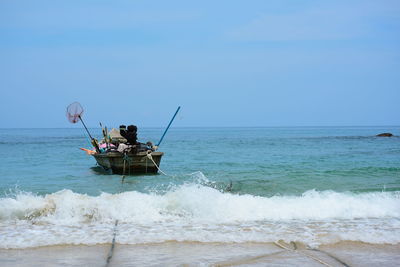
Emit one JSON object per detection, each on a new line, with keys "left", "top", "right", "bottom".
{"left": 93, "top": 151, "right": 164, "bottom": 174}
{"left": 66, "top": 102, "right": 180, "bottom": 175}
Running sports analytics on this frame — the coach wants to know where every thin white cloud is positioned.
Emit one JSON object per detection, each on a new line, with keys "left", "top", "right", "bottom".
{"left": 227, "top": 2, "right": 400, "bottom": 41}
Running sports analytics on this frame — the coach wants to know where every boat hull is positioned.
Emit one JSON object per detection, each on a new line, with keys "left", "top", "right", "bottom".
{"left": 92, "top": 151, "right": 164, "bottom": 174}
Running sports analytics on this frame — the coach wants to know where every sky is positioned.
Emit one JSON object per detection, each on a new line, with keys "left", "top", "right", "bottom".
{"left": 0, "top": 0, "right": 399, "bottom": 128}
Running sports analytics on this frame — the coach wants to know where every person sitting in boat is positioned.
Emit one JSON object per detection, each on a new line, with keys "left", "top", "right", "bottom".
{"left": 119, "top": 125, "right": 127, "bottom": 138}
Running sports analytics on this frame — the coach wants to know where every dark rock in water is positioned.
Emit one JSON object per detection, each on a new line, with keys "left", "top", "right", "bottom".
{"left": 376, "top": 133, "right": 393, "bottom": 137}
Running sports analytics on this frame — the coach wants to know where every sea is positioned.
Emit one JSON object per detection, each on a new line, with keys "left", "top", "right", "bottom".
{"left": 0, "top": 126, "right": 399, "bottom": 250}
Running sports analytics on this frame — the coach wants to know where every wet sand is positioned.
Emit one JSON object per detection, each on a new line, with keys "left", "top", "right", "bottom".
{"left": 1, "top": 241, "right": 399, "bottom": 267}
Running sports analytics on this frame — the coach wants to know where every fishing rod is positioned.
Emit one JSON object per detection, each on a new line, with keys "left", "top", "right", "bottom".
{"left": 156, "top": 106, "right": 181, "bottom": 148}
{"left": 100, "top": 122, "right": 110, "bottom": 149}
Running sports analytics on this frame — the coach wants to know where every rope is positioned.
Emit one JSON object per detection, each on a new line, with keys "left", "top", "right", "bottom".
{"left": 273, "top": 241, "right": 334, "bottom": 267}
{"left": 105, "top": 162, "right": 127, "bottom": 266}
{"left": 308, "top": 247, "right": 351, "bottom": 267}
{"left": 105, "top": 220, "right": 119, "bottom": 266}
{"left": 213, "top": 251, "right": 285, "bottom": 267}
{"left": 106, "top": 151, "right": 165, "bottom": 264}
{"left": 146, "top": 152, "right": 168, "bottom": 176}
{"left": 105, "top": 152, "right": 166, "bottom": 265}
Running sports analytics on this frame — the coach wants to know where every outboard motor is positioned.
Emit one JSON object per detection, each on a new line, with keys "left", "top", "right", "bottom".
{"left": 125, "top": 125, "right": 138, "bottom": 145}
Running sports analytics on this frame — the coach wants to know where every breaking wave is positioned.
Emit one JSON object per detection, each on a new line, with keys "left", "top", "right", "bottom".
{"left": 1, "top": 183, "right": 399, "bottom": 248}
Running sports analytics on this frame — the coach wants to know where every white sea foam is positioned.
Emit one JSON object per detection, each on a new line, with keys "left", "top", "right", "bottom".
{"left": 0, "top": 185, "right": 399, "bottom": 248}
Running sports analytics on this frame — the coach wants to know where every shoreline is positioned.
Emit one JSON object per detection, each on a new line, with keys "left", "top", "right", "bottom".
{"left": 1, "top": 241, "right": 399, "bottom": 266}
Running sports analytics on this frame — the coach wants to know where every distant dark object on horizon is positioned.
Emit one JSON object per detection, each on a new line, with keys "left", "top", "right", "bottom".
{"left": 376, "top": 133, "right": 394, "bottom": 137}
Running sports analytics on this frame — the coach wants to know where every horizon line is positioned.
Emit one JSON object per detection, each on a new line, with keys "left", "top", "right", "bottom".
{"left": 0, "top": 125, "right": 399, "bottom": 130}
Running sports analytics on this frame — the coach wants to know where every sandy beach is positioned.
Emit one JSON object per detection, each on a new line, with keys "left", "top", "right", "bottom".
{"left": 1, "top": 241, "right": 399, "bottom": 267}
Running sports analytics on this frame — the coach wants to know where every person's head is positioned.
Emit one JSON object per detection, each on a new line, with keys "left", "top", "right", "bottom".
{"left": 119, "top": 125, "right": 126, "bottom": 131}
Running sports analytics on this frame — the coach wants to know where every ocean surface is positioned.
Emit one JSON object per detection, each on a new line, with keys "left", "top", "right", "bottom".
{"left": 0, "top": 126, "right": 399, "bottom": 249}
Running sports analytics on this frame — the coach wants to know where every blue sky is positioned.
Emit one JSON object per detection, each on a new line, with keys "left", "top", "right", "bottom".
{"left": 0, "top": 0, "right": 399, "bottom": 128}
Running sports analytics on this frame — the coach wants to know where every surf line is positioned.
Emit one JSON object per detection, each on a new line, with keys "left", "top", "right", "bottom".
{"left": 273, "top": 240, "right": 351, "bottom": 267}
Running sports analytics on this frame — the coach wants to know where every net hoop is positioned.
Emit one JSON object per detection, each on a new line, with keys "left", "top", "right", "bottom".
{"left": 66, "top": 102, "right": 84, "bottom": 124}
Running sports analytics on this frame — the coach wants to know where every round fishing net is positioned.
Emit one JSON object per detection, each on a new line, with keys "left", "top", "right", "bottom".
{"left": 66, "top": 102, "right": 84, "bottom": 123}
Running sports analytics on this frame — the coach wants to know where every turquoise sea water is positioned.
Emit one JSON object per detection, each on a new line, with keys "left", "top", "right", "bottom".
{"left": 0, "top": 127, "right": 399, "bottom": 248}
